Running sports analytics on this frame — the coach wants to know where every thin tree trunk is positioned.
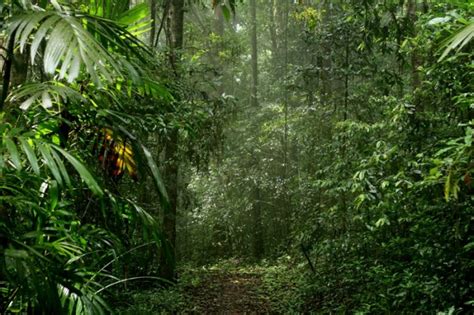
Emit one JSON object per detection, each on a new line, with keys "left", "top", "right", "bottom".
{"left": 282, "top": 0, "right": 291, "bottom": 241}
{"left": 154, "top": 0, "right": 171, "bottom": 48}
{"left": 253, "top": 185, "right": 264, "bottom": 259}
{"left": 407, "top": 0, "right": 421, "bottom": 93}
{"left": 250, "top": 0, "right": 258, "bottom": 106}
{"left": 159, "top": 131, "right": 178, "bottom": 282}
{"left": 249, "top": 0, "right": 264, "bottom": 260}
{"left": 159, "top": 0, "right": 184, "bottom": 283}
{"left": 214, "top": 5, "right": 224, "bottom": 37}
{"left": 344, "top": 41, "right": 349, "bottom": 121}
{"left": 268, "top": 0, "right": 278, "bottom": 62}
{"left": 213, "top": 4, "right": 225, "bottom": 96}
{"left": 150, "top": 0, "right": 157, "bottom": 46}
{"left": 320, "top": 0, "right": 333, "bottom": 107}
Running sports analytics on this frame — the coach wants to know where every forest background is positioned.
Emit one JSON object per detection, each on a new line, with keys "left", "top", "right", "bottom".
{"left": 0, "top": 0, "right": 472, "bottom": 313}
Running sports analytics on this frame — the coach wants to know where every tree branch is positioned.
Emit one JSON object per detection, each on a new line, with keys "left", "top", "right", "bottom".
{"left": 153, "top": 0, "right": 170, "bottom": 48}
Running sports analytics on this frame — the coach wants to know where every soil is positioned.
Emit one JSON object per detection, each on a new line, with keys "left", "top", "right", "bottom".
{"left": 183, "top": 270, "right": 272, "bottom": 314}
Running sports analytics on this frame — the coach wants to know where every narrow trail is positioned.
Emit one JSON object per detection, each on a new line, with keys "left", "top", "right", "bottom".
{"left": 184, "top": 270, "right": 272, "bottom": 314}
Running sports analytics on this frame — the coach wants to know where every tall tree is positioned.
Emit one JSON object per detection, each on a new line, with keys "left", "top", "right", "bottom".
{"left": 249, "top": 0, "right": 264, "bottom": 259}
{"left": 159, "top": 0, "right": 185, "bottom": 282}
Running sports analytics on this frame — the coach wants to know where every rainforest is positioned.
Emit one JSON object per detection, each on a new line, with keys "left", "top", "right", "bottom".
{"left": 0, "top": 0, "right": 473, "bottom": 314}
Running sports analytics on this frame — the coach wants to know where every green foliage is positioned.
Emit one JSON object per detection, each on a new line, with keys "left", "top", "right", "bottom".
{"left": 260, "top": 263, "right": 307, "bottom": 313}
{"left": 439, "top": 20, "right": 474, "bottom": 61}
{"left": 1, "top": 0, "right": 472, "bottom": 313}
{"left": 117, "top": 288, "right": 187, "bottom": 314}
{"left": 178, "top": 1, "right": 473, "bottom": 313}
{"left": 0, "top": 1, "right": 171, "bottom": 313}
{"left": 8, "top": 7, "right": 147, "bottom": 85}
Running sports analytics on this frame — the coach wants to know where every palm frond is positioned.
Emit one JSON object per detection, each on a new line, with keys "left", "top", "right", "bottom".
{"left": 439, "top": 20, "right": 474, "bottom": 61}
{"left": 4, "top": 226, "right": 111, "bottom": 315}
{"left": 8, "top": 82, "right": 85, "bottom": 111}
{"left": 117, "top": 3, "right": 152, "bottom": 36}
{"left": 1, "top": 133, "right": 103, "bottom": 196}
{"left": 7, "top": 9, "right": 150, "bottom": 85}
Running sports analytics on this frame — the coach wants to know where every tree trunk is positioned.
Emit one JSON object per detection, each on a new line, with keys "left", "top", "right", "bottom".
{"left": 250, "top": 0, "right": 258, "bottom": 107}
{"left": 165, "top": 0, "right": 184, "bottom": 70}
{"left": 249, "top": 0, "right": 264, "bottom": 261}
{"left": 268, "top": 0, "right": 278, "bottom": 64}
{"left": 214, "top": 4, "right": 224, "bottom": 37}
{"left": 320, "top": 0, "right": 333, "bottom": 107}
{"left": 407, "top": 0, "right": 421, "bottom": 93}
{"left": 213, "top": 4, "right": 225, "bottom": 97}
{"left": 159, "top": 0, "right": 184, "bottom": 283}
{"left": 159, "top": 131, "right": 179, "bottom": 282}
{"left": 150, "top": 0, "right": 157, "bottom": 46}
{"left": 281, "top": 0, "right": 291, "bottom": 241}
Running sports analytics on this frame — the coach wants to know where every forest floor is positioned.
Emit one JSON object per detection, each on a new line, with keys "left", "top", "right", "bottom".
{"left": 183, "top": 268, "right": 272, "bottom": 313}
{"left": 116, "top": 260, "right": 305, "bottom": 314}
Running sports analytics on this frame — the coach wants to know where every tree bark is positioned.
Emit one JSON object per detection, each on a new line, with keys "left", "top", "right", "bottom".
{"left": 268, "top": 0, "right": 278, "bottom": 63}
{"left": 165, "top": 0, "right": 184, "bottom": 70}
{"left": 320, "top": 0, "right": 333, "bottom": 107}
{"left": 249, "top": 0, "right": 264, "bottom": 260}
{"left": 407, "top": 0, "right": 421, "bottom": 92}
{"left": 213, "top": 4, "right": 225, "bottom": 97}
{"left": 150, "top": 0, "right": 157, "bottom": 46}
{"left": 214, "top": 4, "right": 225, "bottom": 37}
{"left": 159, "top": 0, "right": 184, "bottom": 283}
{"left": 250, "top": 0, "right": 258, "bottom": 107}
{"left": 282, "top": 0, "right": 291, "bottom": 240}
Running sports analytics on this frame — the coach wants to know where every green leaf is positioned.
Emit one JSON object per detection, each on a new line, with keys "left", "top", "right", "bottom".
{"left": 10, "top": 82, "right": 86, "bottom": 111}
{"left": 5, "top": 137, "right": 22, "bottom": 170}
{"left": 141, "top": 144, "right": 169, "bottom": 209}
{"left": 465, "top": 127, "right": 473, "bottom": 146}
{"left": 439, "top": 21, "right": 474, "bottom": 61}
{"left": 444, "top": 169, "right": 460, "bottom": 201}
{"left": 118, "top": 3, "right": 150, "bottom": 26}
{"left": 53, "top": 146, "right": 103, "bottom": 196}
{"left": 19, "top": 137, "right": 40, "bottom": 174}
{"left": 221, "top": 5, "right": 231, "bottom": 21}
{"left": 49, "top": 180, "right": 59, "bottom": 211}
{"left": 51, "top": 148, "right": 71, "bottom": 187}
{"left": 5, "top": 249, "right": 29, "bottom": 259}
{"left": 375, "top": 216, "right": 390, "bottom": 227}
{"left": 428, "top": 17, "right": 451, "bottom": 25}
{"left": 38, "top": 143, "right": 63, "bottom": 185}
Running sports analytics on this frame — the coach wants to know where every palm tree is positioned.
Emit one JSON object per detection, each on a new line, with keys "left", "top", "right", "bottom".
{"left": 1, "top": 1, "right": 169, "bottom": 313}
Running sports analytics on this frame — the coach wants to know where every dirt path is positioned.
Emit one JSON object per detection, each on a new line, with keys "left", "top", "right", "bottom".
{"left": 184, "top": 270, "right": 272, "bottom": 314}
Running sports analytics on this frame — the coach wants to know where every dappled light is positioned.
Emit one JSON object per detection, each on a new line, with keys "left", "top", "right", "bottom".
{"left": 0, "top": 0, "right": 472, "bottom": 314}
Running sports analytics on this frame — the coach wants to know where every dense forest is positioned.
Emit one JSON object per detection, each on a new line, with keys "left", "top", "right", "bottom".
{"left": 0, "top": 0, "right": 473, "bottom": 313}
